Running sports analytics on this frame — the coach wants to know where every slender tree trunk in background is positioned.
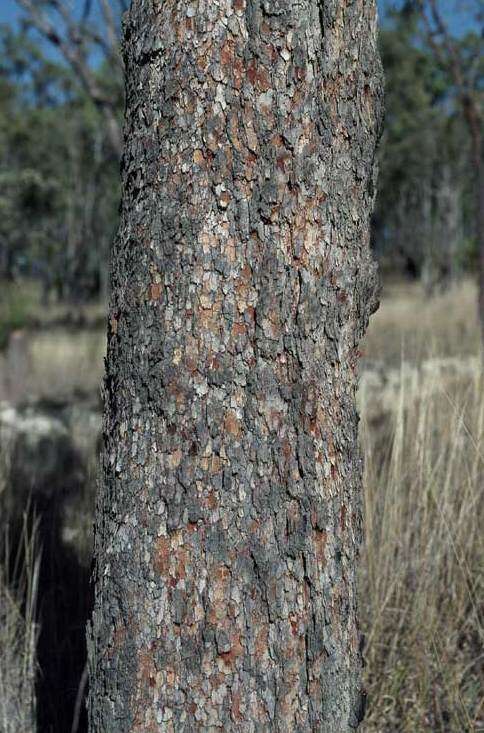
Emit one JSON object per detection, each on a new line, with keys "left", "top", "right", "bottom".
{"left": 88, "top": 1, "right": 383, "bottom": 730}
{"left": 436, "top": 165, "right": 460, "bottom": 286}
{"left": 474, "top": 141, "right": 484, "bottom": 340}
{"left": 461, "top": 94, "right": 484, "bottom": 338}
{"left": 421, "top": 180, "right": 434, "bottom": 295}
{"left": 415, "top": 2, "right": 483, "bottom": 335}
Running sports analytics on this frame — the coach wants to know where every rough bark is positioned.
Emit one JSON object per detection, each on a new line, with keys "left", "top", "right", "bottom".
{"left": 88, "top": 1, "right": 383, "bottom": 731}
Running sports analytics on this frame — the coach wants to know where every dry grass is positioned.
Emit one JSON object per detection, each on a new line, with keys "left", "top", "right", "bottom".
{"left": 0, "top": 512, "right": 40, "bottom": 733}
{"left": 363, "top": 278, "right": 480, "bottom": 365}
{"left": 360, "top": 279, "right": 483, "bottom": 732}
{"left": 29, "top": 329, "right": 105, "bottom": 399}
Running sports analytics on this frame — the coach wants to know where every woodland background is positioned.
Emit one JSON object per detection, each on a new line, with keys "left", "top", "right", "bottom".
{"left": 0, "top": 1, "right": 482, "bottom": 732}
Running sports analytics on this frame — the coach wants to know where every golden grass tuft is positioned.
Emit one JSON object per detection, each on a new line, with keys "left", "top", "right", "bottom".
{"left": 0, "top": 512, "right": 40, "bottom": 733}
{"left": 360, "top": 280, "right": 483, "bottom": 732}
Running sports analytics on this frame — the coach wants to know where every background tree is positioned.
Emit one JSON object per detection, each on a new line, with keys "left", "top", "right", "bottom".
{"left": 413, "top": 0, "right": 483, "bottom": 317}
{"left": 0, "top": 25, "right": 121, "bottom": 301}
{"left": 374, "top": 5, "right": 477, "bottom": 289}
{"left": 88, "top": 0, "right": 383, "bottom": 730}
{"left": 15, "top": 0, "right": 125, "bottom": 158}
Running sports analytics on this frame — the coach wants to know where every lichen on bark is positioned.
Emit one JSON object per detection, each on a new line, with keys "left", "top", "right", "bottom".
{"left": 88, "top": 1, "right": 383, "bottom": 731}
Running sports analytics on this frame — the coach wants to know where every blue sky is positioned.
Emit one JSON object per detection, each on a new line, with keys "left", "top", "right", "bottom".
{"left": 0, "top": 0, "right": 478, "bottom": 39}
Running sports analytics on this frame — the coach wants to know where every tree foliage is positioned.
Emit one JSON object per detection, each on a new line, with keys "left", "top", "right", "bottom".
{"left": 0, "top": 23, "right": 121, "bottom": 301}
{"left": 374, "top": 5, "right": 480, "bottom": 285}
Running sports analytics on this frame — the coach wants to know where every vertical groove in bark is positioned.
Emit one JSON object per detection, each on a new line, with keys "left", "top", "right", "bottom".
{"left": 88, "top": 1, "right": 383, "bottom": 730}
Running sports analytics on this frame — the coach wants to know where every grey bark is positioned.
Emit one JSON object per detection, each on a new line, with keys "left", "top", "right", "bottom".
{"left": 88, "top": 1, "right": 383, "bottom": 731}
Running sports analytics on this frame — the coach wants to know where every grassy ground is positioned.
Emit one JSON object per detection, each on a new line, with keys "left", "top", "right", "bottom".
{"left": 0, "top": 280, "right": 106, "bottom": 403}
{"left": 0, "top": 280, "right": 105, "bottom": 347}
{"left": 0, "top": 513, "right": 40, "bottom": 733}
{"left": 0, "top": 280, "right": 68, "bottom": 350}
{"left": 360, "top": 278, "right": 483, "bottom": 731}
{"left": 363, "top": 277, "right": 480, "bottom": 365}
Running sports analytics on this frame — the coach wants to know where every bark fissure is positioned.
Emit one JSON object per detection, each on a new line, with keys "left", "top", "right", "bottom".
{"left": 89, "top": 0, "right": 383, "bottom": 730}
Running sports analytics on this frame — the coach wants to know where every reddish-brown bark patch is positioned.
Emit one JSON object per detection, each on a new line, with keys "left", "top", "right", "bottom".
{"left": 154, "top": 536, "right": 170, "bottom": 576}
{"left": 231, "top": 689, "right": 243, "bottom": 722}
{"left": 246, "top": 60, "right": 271, "bottom": 92}
{"left": 254, "top": 626, "right": 269, "bottom": 660}
{"left": 219, "top": 634, "right": 244, "bottom": 667}
{"left": 232, "top": 322, "right": 247, "bottom": 337}
{"left": 220, "top": 39, "right": 235, "bottom": 68}
{"left": 148, "top": 282, "right": 162, "bottom": 301}
{"left": 313, "top": 529, "right": 327, "bottom": 565}
{"left": 224, "top": 410, "right": 241, "bottom": 438}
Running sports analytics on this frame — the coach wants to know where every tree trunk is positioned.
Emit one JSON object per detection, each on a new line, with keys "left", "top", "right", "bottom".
{"left": 88, "top": 1, "right": 383, "bottom": 731}
{"left": 461, "top": 94, "right": 484, "bottom": 339}
{"left": 475, "top": 146, "right": 484, "bottom": 341}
